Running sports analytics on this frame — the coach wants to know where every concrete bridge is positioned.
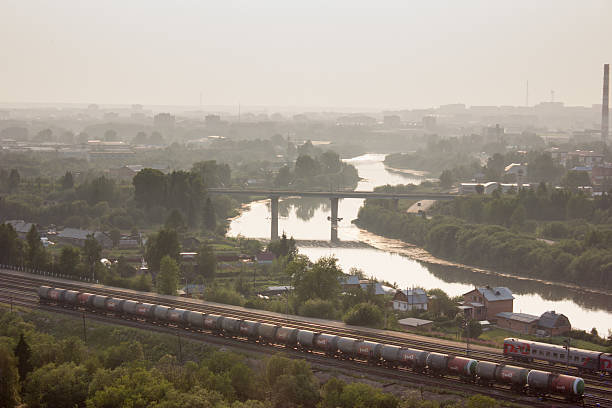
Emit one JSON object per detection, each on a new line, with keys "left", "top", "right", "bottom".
{"left": 208, "top": 188, "right": 457, "bottom": 242}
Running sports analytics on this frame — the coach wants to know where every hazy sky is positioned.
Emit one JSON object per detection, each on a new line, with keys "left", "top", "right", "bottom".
{"left": 1, "top": 0, "right": 611, "bottom": 110}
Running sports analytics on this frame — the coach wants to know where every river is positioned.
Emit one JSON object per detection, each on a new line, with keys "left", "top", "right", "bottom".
{"left": 228, "top": 153, "right": 612, "bottom": 336}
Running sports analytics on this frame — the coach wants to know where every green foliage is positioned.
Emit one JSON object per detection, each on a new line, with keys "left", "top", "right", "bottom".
{"left": 320, "top": 379, "right": 399, "bottom": 408}
{"left": 298, "top": 299, "right": 338, "bottom": 320}
{"left": 165, "top": 208, "right": 186, "bottom": 231}
{"left": 13, "top": 333, "right": 32, "bottom": 381}
{"left": 204, "top": 286, "right": 245, "bottom": 306}
{"left": 0, "top": 223, "right": 24, "bottom": 266}
{"left": 0, "top": 345, "right": 20, "bottom": 408}
{"left": 24, "top": 362, "right": 89, "bottom": 408}
{"left": 59, "top": 246, "right": 81, "bottom": 277}
{"left": 466, "top": 394, "right": 500, "bottom": 408}
{"left": 267, "top": 232, "right": 297, "bottom": 260}
{"left": 59, "top": 171, "right": 74, "bottom": 190}
{"left": 343, "top": 302, "right": 385, "bottom": 328}
{"left": 197, "top": 243, "right": 217, "bottom": 281}
{"left": 264, "top": 356, "right": 319, "bottom": 408}
{"left": 203, "top": 197, "right": 217, "bottom": 231}
{"left": 290, "top": 255, "right": 343, "bottom": 303}
{"left": 157, "top": 255, "right": 180, "bottom": 295}
{"left": 145, "top": 228, "right": 181, "bottom": 272}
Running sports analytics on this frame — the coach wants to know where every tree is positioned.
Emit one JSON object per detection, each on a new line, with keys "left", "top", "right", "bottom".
{"left": 59, "top": 246, "right": 81, "bottom": 277}
{"left": 439, "top": 169, "right": 455, "bottom": 189}
{"left": 24, "top": 363, "right": 89, "bottom": 408}
{"left": 60, "top": 171, "right": 74, "bottom": 189}
{"left": 203, "top": 197, "right": 216, "bottom": 231}
{"left": 267, "top": 232, "right": 297, "bottom": 260}
{"left": 109, "top": 229, "right": 121, "bottom": 248}
{"left": 83, "top": 234, "right": 102, "bottom": 277}
{"left": 0, "top": 224, "right": 24, "bottom": 266}
{"left": 274, "top": 165, "right": 292, "bottom": 187}
{"left": 13, "top": 333, "right": 32, "bottom": 382}
{"left": 165, "top": 209, "right": 186, "bottom": 231}
{"left": 133, "top": 168, "right": 167, "bottom": 208}
{"left": 26, "top": 225, "right": 46, "bottom": 270}
{"left": 294, "top": 155, "right": 320, "bottom": 179}
{"left": 132, "top": 131, "right": 148, "bottom": 145}
{"left": 157, "top": 255, "right": 179, "bottom": 295}
{"left": 149, "top": 131, "right": 164, "bottom": 145}
{"left": 145, "top": 229, "right": 181, "bottom": 272}
{"left": 196, "top": 243, "right": 217, "bottom": 281}
{"left": 8, "top": 169, "right": 20, "bottom": 192}
{"left": 562, "top": 170, "right": 591, "bottom": 189}
{"left": 0, "top": 345, "right": 20, "bottom": 408}
{"left": 343, "top": 302, "right": 384, "bottom": 328}
{"left": 319, "top": 150, "right": 342, "bottom": 174}
{"left": 291, "top": 256, "right": 343, "bottom": 303}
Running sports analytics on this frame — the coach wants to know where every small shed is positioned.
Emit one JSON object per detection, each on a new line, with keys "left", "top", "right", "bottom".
{"left": 537, "top": 311, "right": 571, "bottom": 336}
{"left": 496, "top": 312, "right": 539, "bottom": 334}
{"left": 398, "top": 317, "right": 434, "bottom": 332}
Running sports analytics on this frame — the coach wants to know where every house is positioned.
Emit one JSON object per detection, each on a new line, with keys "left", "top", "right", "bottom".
{"left": 461, "top": 286, "right": 514, "bottom": 321}
{"left": 537, "top": 311, "right": 571, "bottom": 336}
{"left": 392, "top": 288, "right": 429, "bottom": 312}
{"left": 56, "top": 228, "right": 113, "bottom": 248}
{"left": 398, "top": 317, "right": 433, "bottom": 332}
{"left": 4, "top": 220, "right": 39, "bottom": 239}
{"left": 255, "top": 252, "right": 276, "bottom": 264}
{"left": 496, "top": 312, "right": 539, "bottom": 334}
{"left": 339, "top": 275, "right": 360, "bottom": 290}
{"left": 261, "top": 286, "right": 293, "bottom": 296}
{"left": 359, "top": 280, "right": 394, "bottom": 296}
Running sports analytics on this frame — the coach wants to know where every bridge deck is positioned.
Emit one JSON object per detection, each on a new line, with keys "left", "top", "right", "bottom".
{"left": 208, "top": 188, "right": 456, "bottom": 200}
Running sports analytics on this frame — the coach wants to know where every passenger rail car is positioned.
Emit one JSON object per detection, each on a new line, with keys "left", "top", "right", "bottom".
{"left": 38, "top": 286, "right": 585, "bottom": 402}
{"left": 504, "top": 337, "right": 612, "bottom": 375}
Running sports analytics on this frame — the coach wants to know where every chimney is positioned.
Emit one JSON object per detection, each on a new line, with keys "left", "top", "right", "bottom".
{"left": 603, "top": 64, "right": 609, "bottom": 144}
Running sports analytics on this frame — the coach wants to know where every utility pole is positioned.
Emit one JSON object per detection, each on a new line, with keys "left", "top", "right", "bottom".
{"left": 82, "top": 311, "right": 87, "bottom": 343}
{"left": 177, "top": 332, "right": 182, "bottom": 363}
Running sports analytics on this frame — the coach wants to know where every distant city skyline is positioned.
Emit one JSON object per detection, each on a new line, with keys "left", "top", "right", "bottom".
{"left": 1, "top": 0, "right": 610, "bottom": 109}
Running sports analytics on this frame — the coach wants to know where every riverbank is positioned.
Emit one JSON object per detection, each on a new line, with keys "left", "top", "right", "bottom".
{"left": 352, "top": 221, "right": 612, "bottom": 298}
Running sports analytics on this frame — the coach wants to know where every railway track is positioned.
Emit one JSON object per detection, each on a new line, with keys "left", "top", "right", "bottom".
{"left": 1, "top": 280, "right": 604, "bottom": 408}
{"left": 2, "top": 268, "right": 612, "bottom": 406}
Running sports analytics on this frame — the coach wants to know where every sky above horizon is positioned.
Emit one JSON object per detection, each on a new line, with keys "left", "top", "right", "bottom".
{"left": 1, "top": 0, "right": 611, "bottom": 110}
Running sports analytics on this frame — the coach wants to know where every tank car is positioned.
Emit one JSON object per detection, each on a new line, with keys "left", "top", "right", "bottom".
{"left": 221, "top": 316, "right": 242, "bottom": 336}
{"left": 398, "top": 348, "right": 429, "bottom": 372}
{"left": 275, "top": 327, "right": 299, "bottom": 347}
{"left": 313, "top": 333, "right": 339, "bottom": 355}
{"left": 105, "top": 297, "right": 125, "bottom": 314}
{"left": 426, "top": 352, "right": 450, "bottom": 376}
{"left": 92, "top": 295, "right": 110, "bottom": 311}
{"left": 204, "top": 314, "right": 223, "bottom": 332}
{"left": 153, "top": 305, "right": 170, "bottom": 322}
{"left": 77, "top": 292, "right": 95, "bottom": 308}
{"left": 297, "top": 330, "right": 317, "bottom": 350}
{"left": 337, "top": 337, "right": 359, "bottom": 359}
{"left": 446, "top": 356, "right": 477, "bottom": 380}
{"left": 48, "top": 288, "right": 67, "bottom": 303}
{"left": 167, "top": 308, "right": 188, "bottom": 325}
{"left": 257, "top": 323, "right": 278, "bottom": 344}
{"left": 355, "top": 340, "right": 382, "bottom": 362}
{"left": 134, "top": 302, "right": 155, "bottom": 319}
{"left": 186, "top": 311, "right": 205, "bottom": 330}
{"left": 381, "top": 345, "right": 401, "bottom": 367}
{"left": 62, "top": 290, "right": 80, "bottom": 306}
{"left": 121, "top": 300, "right": 139, "bottom": 316}
{"left": 239, "top": 320, "right": 261, "bottom": 340}
{"left": 527, "top": 370, "right": 584, "bottom": 400}
{"left": 37, "top": 286, "right": 52, "bottom": 303}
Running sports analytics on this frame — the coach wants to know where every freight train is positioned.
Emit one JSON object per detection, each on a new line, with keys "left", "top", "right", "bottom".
{"left": 504, "top": 337, "right": 612, "bottom": 375}
{"left": 38, "top": 286, "right": 585, "bottom": 402}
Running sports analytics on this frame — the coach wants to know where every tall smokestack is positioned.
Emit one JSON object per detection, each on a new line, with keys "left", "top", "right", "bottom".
{"left": 603, "top": 64, "right": 609, "bottom": 144}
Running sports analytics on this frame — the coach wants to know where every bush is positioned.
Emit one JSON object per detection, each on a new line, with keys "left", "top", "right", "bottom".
{"left": 298, "top": 299, "right": 338, "bottom": 320}
{"left": 205, "top": 286, "right": 245, "bottom": 307}
{"left": 343, "top": 302, "right": 384, "bottom": 328}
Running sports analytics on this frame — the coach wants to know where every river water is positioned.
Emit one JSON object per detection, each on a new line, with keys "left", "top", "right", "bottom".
{"left": 228, "top": 154, "right": 612, "bottom": 336}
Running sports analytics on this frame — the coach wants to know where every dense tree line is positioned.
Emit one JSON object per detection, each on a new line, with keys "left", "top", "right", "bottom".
{"left": 357, "top": 195, "right": 612, "bottom": 290}
{"left": 274, "top": 150, "right": 359, "bottom": 190}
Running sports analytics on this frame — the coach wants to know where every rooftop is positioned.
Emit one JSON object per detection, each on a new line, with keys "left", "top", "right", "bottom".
{"left": 476, "top": 286, "right": 514, "bottom": 302}
{"left": 398, "top": 317, "right": 433, "bottom": 327}
{"left": 496, "top": 312, "right": 539, "bottom": 324}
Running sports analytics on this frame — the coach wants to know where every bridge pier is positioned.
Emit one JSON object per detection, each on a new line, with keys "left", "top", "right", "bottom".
{"left": 270, "top": 196, "right": 279, "bottom": 240}
{"left": 330, "top": 197, "right": 339, "bottom": 242}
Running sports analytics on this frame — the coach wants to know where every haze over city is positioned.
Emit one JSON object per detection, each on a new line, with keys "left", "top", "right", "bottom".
{"left": 1, "top": 0, "right": 611, "bottom": 109}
